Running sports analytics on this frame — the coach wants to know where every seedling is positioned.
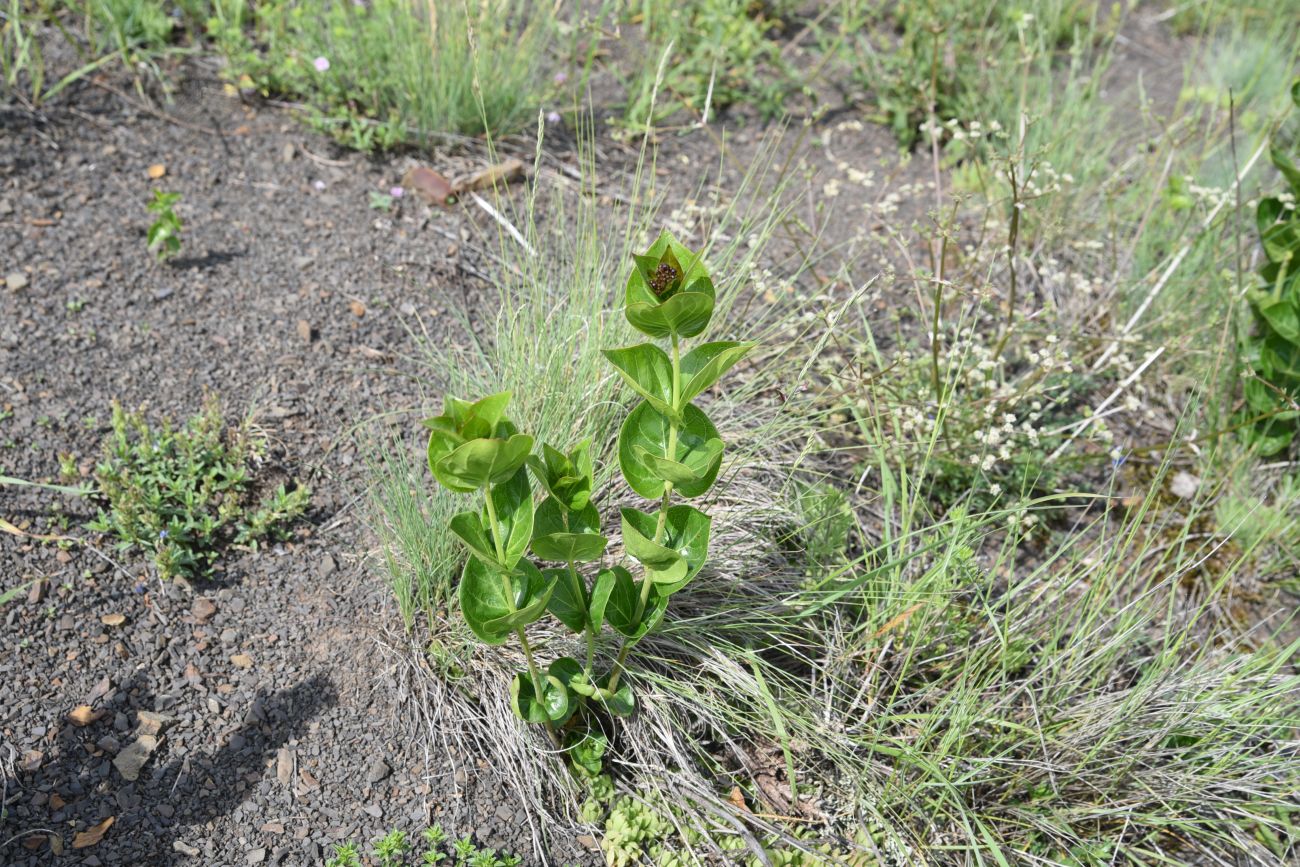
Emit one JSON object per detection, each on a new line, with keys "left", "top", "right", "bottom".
{"left": 424, "top": 229, "right": 752, "bottom": 744}
{"left": 146, "top": 190, "right": 183, "bottom": 261}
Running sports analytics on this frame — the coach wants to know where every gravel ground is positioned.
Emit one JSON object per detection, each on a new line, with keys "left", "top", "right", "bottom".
{"left": 0, "top": 68, "right": 609, "bottom": 865}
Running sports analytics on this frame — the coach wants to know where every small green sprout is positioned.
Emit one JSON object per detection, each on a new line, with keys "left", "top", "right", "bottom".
{"left": 146, "top": 190, "right": 183, "bottom": 261}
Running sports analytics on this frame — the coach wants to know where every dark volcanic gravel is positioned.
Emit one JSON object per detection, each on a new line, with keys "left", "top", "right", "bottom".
{"left": 0, "top": 70, "right": 601, "bottom": 866}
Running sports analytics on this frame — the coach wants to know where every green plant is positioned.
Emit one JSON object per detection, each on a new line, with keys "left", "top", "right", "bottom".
{"left": 325, "top": 841, "right": 361, "bottom": 867}
{"left": 1240, "top": 80, "right": 1300, "bottom": 455}
{"left": 208, "top": 0, "right": 558, "bottom": 149}
{"left": 372, "top": 828, "right": 409, "bottom": 867}
{"left": 146, "top": 190, "right": 183, "bottom": 261}
{"left": 87, "top": 397, "right": 309, "bottom": 580}
{"left": 599, "top": 230, "right": 754, "bottom": 691}
{"left": 622, "top": 0, "right": 792, "bottom": 127}
{"left": 424, "top": 231, "right": 753, "bottom": 744}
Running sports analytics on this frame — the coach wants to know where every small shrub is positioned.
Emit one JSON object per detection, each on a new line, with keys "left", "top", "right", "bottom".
{"left": 87, "top": 397, "right": 309, "bottom": 580}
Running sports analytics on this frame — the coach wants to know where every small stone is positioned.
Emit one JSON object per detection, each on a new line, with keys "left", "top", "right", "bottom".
{"left": 362, "top": 804, "right": 381, "bottom": 818}
{"left": 248, "top": 848, "right": 267, "bottom": 864}
{"left": 95, "top": 735, "right": 120, "bottom": 754}
{"left": 365, "top": 758, "right": 391, "bottom": 784}
{"left": 207, "top": 698, "right": 222, "bottom": 714}
{"left": 192, "top": 597, "right": 217, "bottom": 623}
{"left": 137, "top": 710, "right": 175, "bottom": 737}
{"left": 155, "top": 694, "right": 178, "bottom": 712}
{"left": 6, "top": 272, "right": 28, "bottom": 291}
{"left": 318, "top": 553, "right": 337, "bottom": 577}
{"left": 281, "top": 143, "right": 295, "bottom": 162}
{"left": 112, "top": 734, "right": 159, "bottom": 781}
{"left": 349, "top": 299, "right": 366, "bottom": 318}
{"left": 276, "top": 748, "right": 293, "bottom": 786}
{"left": 231, "top": 653, "right": 254, "bottom": 669}
{"left": 154, "top": 287, "right": 174, "bottom": 301}
{"left": 21, "top": 750, "right": 42, "bottom": 773}
{"left": 172, "top": 841, "right": 200, "bottom": 856}
{"left": 27, "top": 578, "right": 47, "bottom": 604}
{"left": 297, "top": 320, "right": 313, "bottom": 343}
{"left": 1170, "top": 471, "right": 1200, "bottom": 500}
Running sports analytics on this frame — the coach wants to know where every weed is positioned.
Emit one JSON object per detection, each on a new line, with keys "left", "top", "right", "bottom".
{"left": 87, "top": 397, "right": 309, "bottom": 580}
{"left": 208, "top": 0, "right": 557, "bottom": 148}
{"left": 146, "top": 190, "right": 183, "bottom": 262}
{"left": 622, "top": 0, "right": 791, "bottom": 128}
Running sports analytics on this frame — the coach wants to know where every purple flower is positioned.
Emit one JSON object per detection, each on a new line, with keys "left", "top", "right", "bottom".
{"left": 312, "top": 179, "right": 326, "bottom": 191}
{"left": 389, "top": 186, "right": 404, "bottom": 198}
{"left": 553, "top": 71, "right": 568, "bottom": 85}
{"left": 546, "top": 111, "right": 561, "bottom": 125}
{"left": 313, "top": 56, "right": 330, "bottom": 73}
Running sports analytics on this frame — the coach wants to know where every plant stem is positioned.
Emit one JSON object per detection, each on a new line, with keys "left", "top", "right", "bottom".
{"left": 559, "top": 509, "right": 597, "bottom": 679}
{"left": 483, "top": 484, "right": 559, "bottom": 747}
{"left": 606, "top": 335, "right": 681, "bottom": 694}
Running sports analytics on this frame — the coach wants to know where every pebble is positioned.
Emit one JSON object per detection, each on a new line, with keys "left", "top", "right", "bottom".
{"left": 247, "top": 847, "right": 267, "bottom": 864}
{"left": 112, "top": 734, "right": 158, "bottom": 781}
{"left": 6, "top": 272, "right": 28, "bottom": 291}
{"left": 365, "top": 758, "right": 390, "bottom": 783}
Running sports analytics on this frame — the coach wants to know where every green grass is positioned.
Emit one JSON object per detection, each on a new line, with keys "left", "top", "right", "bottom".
{"left": 208, "top": 0, "right": 559, "bottom": 148}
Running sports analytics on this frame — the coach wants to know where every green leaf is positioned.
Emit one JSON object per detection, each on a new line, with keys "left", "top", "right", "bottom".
{"left": 550, "top": 656, "right": 585, "bottom": 691}
{"left": 1255, "top": 295, "right": 1300, "bottom": 344}
{"left": 633, "top": 439, "right": 723, "bottom": 488}
{"left": 459, "top": 558, "right": 554, "bottom": 644}
{"left": 625, "top": 230, "right": 712, "bottom": 308}
{"left": 602, "top": 343, "right": 678, "bottom": 419}
{"left": 448, "top": 509, "right": 498, "bottom": 568}
{"left": 595, "top": 677, "right": 635, "bottom": 717}
{"left": 619, "top": 508, "right": 681, "bottom": 570}
{"left": 458, "top": 558, "right": 513, "bottom": 645}
{"left": 526, "top": 440, "right": 594, "bottom": 511}
{"left": 489, "top": 469, "right": 534, "bottom": 569}
{"left": 679, "top": 341, "right": 755, "bottom": 405}
{"left": 510, "top": 671, "right": 573, "bottom": 724}
{"left": 1271, "top": 145, "right": 1300, "bottom": 196}
{"left": 424, "top": 392, "right": 519, "bottom": 491}
{"left": 602, "top": 565, "right": 669, "bottom": 643}
{"left": 589, "top": 567, "right": 617, "bottom": 632}
{"left": 566, "top": 730, "right": 607, "bottom": 777}
{"left": 532, "top": 532, "right": 609, "bottom": 563}
{"left": 1257, "top": 197, "right": 1284, "bottom": 240}
{"left": 626, "top": 289, "right": 715, "bottom": 340}
{"left": 531, "top": 498, "right": 607, "bottom": 562}
{"left": 544, "top": 566, "right": 587, "bottom": 633}
{"left": 433, "top": 433, "right": 534, "bottom": 492}
{"left": 622, "top": 505, "right": 711, "bottom": 596}
{"left": 618, "top": 402, "right": 723, "bottom": 499}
